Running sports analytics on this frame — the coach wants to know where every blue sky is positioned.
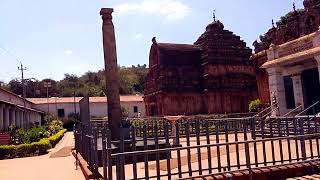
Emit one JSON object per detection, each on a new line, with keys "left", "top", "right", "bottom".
{"left": 0, "top": 0, "right": 303, "bottom": 82}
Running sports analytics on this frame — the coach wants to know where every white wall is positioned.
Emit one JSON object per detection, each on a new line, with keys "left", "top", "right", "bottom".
{"left": 33, "top": 101, "right": 146, "bottom": 119}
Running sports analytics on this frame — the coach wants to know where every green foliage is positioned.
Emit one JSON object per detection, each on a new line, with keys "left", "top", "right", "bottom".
{"left": 45, "top": 114, "right": 63, "bottom": 134}
{"left": 121, "top": 107, "right": 129, "bottom": 118}
{"left": 249, "top": 99, "right": 262, "bottom": 112}
{"left": 23, "top": 127, "right": 49, "bottom": 144}
{"left": 277, "top": 9, "right": 305, "bottom": 26}
{"left": 63, "top": 113, "right": 79, "bottom": 131}
{"left": 7, "top": 115, "right": 63, "bottom": 146}
{"left": 46, "top": 129, "right": 67, "bottom": 147}
{"left": 0, "top": 129, "right": 66, "bottom": 160}
{"left": 8, "top": 125, "right": 25, "bottom": 145}
{"left": 4, "top": 64, "right": 148, "bottom": 98}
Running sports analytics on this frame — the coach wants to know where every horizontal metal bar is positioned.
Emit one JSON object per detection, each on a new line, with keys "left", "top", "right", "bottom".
{"left": 177, "top": 158, "right": 320, "bottom": 180}
{"left": 296, "top": 101, "right": 319, "bottom": 116}
{"left": 111, "top": 133, "right": 320, "bottom": 157}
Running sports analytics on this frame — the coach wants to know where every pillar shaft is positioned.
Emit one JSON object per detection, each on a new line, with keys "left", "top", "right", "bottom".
{"left": 15, "top": 110, "right": 20, "bottom": 128}
{"left": 292, "top": 75, "right": 304, "bottom": 109}
{"left": 20, "top": 111, "right": 24, "bottom": 129}
{"left": 4, "top": 106, "right": 10, "bottom": 130}
{"left": 267, "top": 67, "right": 287, "bottom": 116}
{"left": 100, "top": 8, "right": 122, "bottom": 140}
{"left": 10, "top": 108, "right": 16, "bottom": 126}
{"left": 0, "top": 105, "right": 4, "bottom": 131}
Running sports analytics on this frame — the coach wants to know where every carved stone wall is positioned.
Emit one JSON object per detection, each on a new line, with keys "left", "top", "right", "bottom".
{"left": 144, "top": 20, "right": 258, "bottom": 116}
{"left": 252, "top": 0, "right": 320, "bottom": 105}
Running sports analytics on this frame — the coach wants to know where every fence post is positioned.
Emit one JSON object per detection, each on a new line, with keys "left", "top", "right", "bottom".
{"left": 244, "top": 120, "right": 252, "bottom": 178}
{"left": 106, "top": 130, "right": 113, "bottom": 180}
{"left": 93, "top": 126, "right": 99, "bottom": 178}
{"left": 299, "top": 118, "right": 307, "bottom": 160}
{"left": 101, "top": 127, "right": 108, "bottom": 180}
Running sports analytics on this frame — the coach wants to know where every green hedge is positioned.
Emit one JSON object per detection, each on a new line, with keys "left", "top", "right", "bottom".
{"left": 0, "top": 129, "right": 66, "bottom": 160}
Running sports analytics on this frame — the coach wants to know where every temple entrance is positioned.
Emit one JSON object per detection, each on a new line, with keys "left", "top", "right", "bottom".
{"left": 302, "top": 68, "right": 320, "bottom": 115}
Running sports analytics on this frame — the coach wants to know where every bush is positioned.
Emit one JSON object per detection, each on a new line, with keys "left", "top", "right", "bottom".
{"left": 23, "top": 127, "right": 49, "bottom": 144}
{"left": 47, "top": 120, "right": 63, "bottom": 135}
{"left": 63, "top": 113, "right": 80, "bottom": 131}
{"left": 0, "top": 145, "right": 16, "bottom": 159}
{"left": 249, "top": 99, "right": 262, "bottom": 112}
{"left": 47, "top": 129, "right": 67, "bottom": 147}
{"left": 0, "top": 129, "right": 66, "bottom": 160}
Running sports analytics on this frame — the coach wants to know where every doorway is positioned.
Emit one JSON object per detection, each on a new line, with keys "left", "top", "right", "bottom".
{"left": 302, "top": 68, "right": 320, "bottom": 115}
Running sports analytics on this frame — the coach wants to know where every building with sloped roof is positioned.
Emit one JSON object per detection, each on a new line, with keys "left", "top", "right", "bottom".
{"left": 144, "top": 18, "right": 258, "bottom": 116}
{"left": 28, "top": 95, "right": 145, "bottom": 119}
{"left": 0, "top": 87, "right": 44, "bottom": 132}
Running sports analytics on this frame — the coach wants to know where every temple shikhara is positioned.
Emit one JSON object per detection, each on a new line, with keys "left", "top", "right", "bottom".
{"left": 144, "top": 18, "right": 258, "bottom": 116}
{"left": 252, "top": 0, "right": 320, "bottom": 115}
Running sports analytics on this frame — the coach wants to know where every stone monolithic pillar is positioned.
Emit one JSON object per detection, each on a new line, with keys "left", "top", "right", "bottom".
{"left": 0, "top": 104, "right": 4, "bottom": 131}
{"left": 100, "top": 8, "right": 122, "bottom": 140}
{"left": 291, "top": 75, "right": 304, "bottom": 109}
{"left": 267, "top": 67, "right": 287, "bottom": 116}
{"left": 4, "top": 106, "right": 10, "bottom": 130}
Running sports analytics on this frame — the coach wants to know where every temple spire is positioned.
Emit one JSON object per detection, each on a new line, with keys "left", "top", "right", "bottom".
{"left": 213, "top": 10, "right": 216, "bottom": 22}
{"left": 293, "top": 2, "right": 296, "bottom": 12}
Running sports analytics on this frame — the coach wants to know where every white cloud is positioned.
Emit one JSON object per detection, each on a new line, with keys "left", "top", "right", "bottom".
{"left": 64, "top": 50, "right": 73, "bottom": 55}
{"left": 115, "top": 0, "right": 191, "bottom": 21}
{"left": 134, "top": 33, "right": 143, "bottom": 40}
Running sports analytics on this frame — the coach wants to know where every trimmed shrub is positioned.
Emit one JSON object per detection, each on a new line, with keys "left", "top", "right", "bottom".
{"left": 47, "top": 129, "right": 67, "bottom": 147}
{"left": 0, "top": 145, "right": 16, "bottom": 159}
{"left": 0, "top": 129, "right": 66, "bottom": 160}
{"left": 32, "top": 139, "right": 52, "bottom": 155}
{"left": 249, "top": 99, "right": 262, "bottom": 112}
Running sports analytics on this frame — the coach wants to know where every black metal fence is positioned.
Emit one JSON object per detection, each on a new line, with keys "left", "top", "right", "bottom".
{"left": 74, "top": 116, "right": 320, "bottom": 180}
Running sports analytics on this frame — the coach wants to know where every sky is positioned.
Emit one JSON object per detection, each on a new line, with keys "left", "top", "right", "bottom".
{"left": 0, "top": 0, "right": 304, "bottom": 83}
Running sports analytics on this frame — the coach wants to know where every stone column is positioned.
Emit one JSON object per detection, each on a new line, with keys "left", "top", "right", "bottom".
{"left": 4, "top": 106, "right": 10, "bottom": 130}
{"left": 267, "top": 67, "right": 287, "bottom": 116}
{"left": 101, "top": 8, "right": 122, "bottom": 140}
{"left": 25, "top": 111, "right": 29, "bottom": 129}
{"left": 10, "top": 108, "right": 16, "bottom": 126}
{"left": 15, "top": 110, "right": 20, "bottom": 128}
{"left": 20, "top": 110, "right": 24, "bottom": 129}
{"left": 291, "top": 75, "right": 304, "bottom": 109}
{"left": 0, "top": 104, "right": 4, "bottom": 131}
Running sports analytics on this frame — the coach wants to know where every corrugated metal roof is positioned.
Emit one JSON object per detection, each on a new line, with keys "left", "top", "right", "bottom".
{"left": 27, "top": 96, "right": 144, "bottom": 104}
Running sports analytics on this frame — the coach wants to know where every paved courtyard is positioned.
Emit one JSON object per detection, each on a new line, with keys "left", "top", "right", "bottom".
{"left": 0, "top": 132, "right": 84, "bottom": 180}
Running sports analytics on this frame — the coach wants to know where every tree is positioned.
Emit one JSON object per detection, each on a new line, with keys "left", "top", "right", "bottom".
{"left": 5, "top": 64, "right": 149, "bottom": 98}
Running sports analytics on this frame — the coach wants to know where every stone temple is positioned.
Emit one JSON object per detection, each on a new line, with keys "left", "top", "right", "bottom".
{"left": 144, "top": 18, "right": 258, "bottom": 116}
{"left": 251, "top": 0, "right": 320, "bottom": 115}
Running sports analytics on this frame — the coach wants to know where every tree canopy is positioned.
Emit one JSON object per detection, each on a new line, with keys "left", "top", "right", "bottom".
{"left": 2, "top": 64, "right": 148, "bottom": 98}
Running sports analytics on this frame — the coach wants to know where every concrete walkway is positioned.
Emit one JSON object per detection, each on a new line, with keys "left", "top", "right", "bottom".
{"left": 0, "top": 132, "right": 84, "bottom": 180}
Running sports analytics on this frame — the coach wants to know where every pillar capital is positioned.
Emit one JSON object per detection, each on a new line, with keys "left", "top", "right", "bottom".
{"left": 266, "top": 67, "right": 283, "bottom": 75}
{"left": 100, "top": 8, "right": 113, "bottom": 21}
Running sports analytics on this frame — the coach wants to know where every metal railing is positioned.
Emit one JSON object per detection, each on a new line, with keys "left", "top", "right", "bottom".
{"left": 74, "top": 116, "right": 320, "bottom": 180}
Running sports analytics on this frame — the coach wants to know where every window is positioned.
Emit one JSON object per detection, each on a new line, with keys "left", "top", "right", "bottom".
{"left": 57, "top": 109, "right": 65, "bottom": 118}
{"left": 133, "top": 106, "right": 138, "bottom": 113}
{"left": 283, "top": 76, "right": 295, "bottom": 109}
